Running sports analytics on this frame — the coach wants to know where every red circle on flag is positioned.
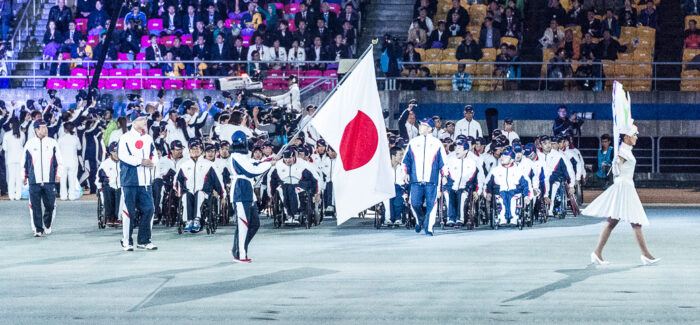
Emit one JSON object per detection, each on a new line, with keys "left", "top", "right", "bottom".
{"left": 339, "top": 111, "right": 378, "bottom": 171}
{"left": 135, "top": 140, "right": 144, "bottom": 149}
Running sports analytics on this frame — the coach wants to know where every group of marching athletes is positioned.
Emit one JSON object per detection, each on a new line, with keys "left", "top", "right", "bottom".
{"left": 390, "top": 103, "right": 586, "bottom": 236}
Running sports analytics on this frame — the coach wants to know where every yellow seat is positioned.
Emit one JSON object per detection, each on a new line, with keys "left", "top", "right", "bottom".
{"left": 427, "top": 64, "right": 441, "bottom": 76}
{"left": 436, "top": 78, "right": 453, "bottom": 91}
{"left": 637, "top": 37, "right": 654, "bottom": 50}
{"left": 618, "top": 52, "right": 633, "bottom": 63}
{"left": 542, "top": 49, "right": 555, "bottom": 63}
{"left": 414, "top": 48, "right": 426, "bottom": 59}
{"left": 634, "top": 50, "right": 652, "bottom": 62}
{"left": 425, "top": 48, "right": 442, "bottom": 62}
{"left": 601, "top": 60, "right": 616, "bottom": 77}
{"left": 685, "top": 15, "right": 700, "bottom": 29}
{"left": 459, "top": 59, "right": 477, "bottom": 74}
{"left": 500, "top": 36, "right": 519, "bottom": 48}
{"left": 633, "top": 63, "right": 652, "bottom": 78}
{"left": 467, "top": 26, "right": 481, "bottom": 39}
{"left": 481, "top": 48, "right": 497, "bottom": 61}
{"left": 637, "top": 26, "right": 656, "bottom": 40}
{"left": 620, "top": 27, "right": 637, "bottom": 45}
{"left": 477, "top": 58, "right": 493, "bottom": 76}
{"left": 566, "top": 26, "right": 582, "bottom": 40}
{"left": 440, "top": 61, "right": 458, "bottom": 75}
{"left": 683, "top": 49, "right": 700, "bottom": 62}
{"left": 441, "top": 48, "right": 457, "bottom": 61}
{"left": 448, "top": 36, "right": 463, "bottom": 48}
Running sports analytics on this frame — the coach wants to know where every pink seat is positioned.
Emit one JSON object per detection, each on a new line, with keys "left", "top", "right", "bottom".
{"left": 136, "top": 53, "right": 146, "bottom": 61}
{"left": 111, "top": 69, "right": 127, "bottom": 77}
{"left": 286, "top": 3, "right": 301, "bottom": 14}
{"left": 305, "top": 70, "right": 323, "bottom": 77}
{"left": 242, "top": 39, "right": 250, "bottom": 47}
{"left": 288, "top": 20, "right": 296, "bottom": 32}
{"left": 225, "top": 19, "right": 241, "bottom": 29}
{"left": 148, "top": 69, "right": 163, "bottom": 77}
{"left": 145, "top": 79, "right": 163, "bottom": 89}
{"left": 160, "top": 36, "right": 175, "bottom": 47}
{"left": 116, "top": 18, "right": 125, "bottom": 31}
{"left": 117, "top": 52, "right": 130, "bottom": 61}
{"left": 66, "top": 78, "right": 86, "bottom": 89}
{"left": 164, "top": 79, "right": 184, "bottom": 89}
{"left": 71, "top": 67, "right": 88, "bottom": 77}
{"left": 125, "top": 79, "right": 143, "bottom": 89}
{"left": 128, "top": 68, "right": 147, "bottom": 77}
{"left": 272, "top": 3, "right": 284, "bottom": 11}
{"left": 200, "top": 80, "right": 216, "bottom": 89}
{"left": 329, "top": 3, "right": 341, "bottom": 14}
{"left": 46, "top": 79, "right": 66, "bottom": 89}
{"left": 324, "top": 70, "right": 338, "bottom": 77}
{"left": 87, "top": 35, "right": 99, "bottom": 46}
{"left": 89, "top": 68, "right": 110, "bottom": 77}
{"left": 147, "top": 19, "right": 163, "bottom": 31}
{"left": 105, "top": 79, "right": 124, "bottom": 89}
{"left": 184, "top": 79, "right": 199, "bottom": 89}
{"left": 94, "top": 78, "right": 106, "bottom": 89}
{"left": 141, "top": 35, "right": 150, "bottom": 49}
{"left": 263, "top": 79, "right": 280, "bottom": 90}
{"left": 75, "top": 19, "right": 88, "bottom": 32}
{"left": 62, "top": 52, "right": 72, "bottom": 60}
{"left": 181, "top": 34, "right": 194, "bottom": 47}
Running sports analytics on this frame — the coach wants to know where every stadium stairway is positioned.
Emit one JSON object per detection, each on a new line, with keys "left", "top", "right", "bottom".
{"left": 653, "top": 0, "right": 684, "bottom": 91}
{"left": 11, "top": 0, "right": 53, "bottom": 88}
{"left": 358, "top": 0, "right": 414, "bottom": 63}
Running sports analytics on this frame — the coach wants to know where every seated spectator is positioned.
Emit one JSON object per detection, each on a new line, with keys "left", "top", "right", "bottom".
{"left": 43, "top": 20, "right": 63, "bottom": 62}
{"left": 419, "top": 66, "right": 436, "bottom": 91}
{"left": 595, "top": 133, "right": 613, "bottom": 188}
{"left": 328, "top": 34, "right": 351, "bottom": 60}
{"left": 120, "top": 19, "right": 143, "bottom": 55}
{"left": 49, "top": 0, "right": 73, "bottom": 33}
{"left": 202, "top": 3, "right": 224, "bottom": 30}
{"left": 145, "top": 34, "right": 166, "bottom": 69}
{"left": 488, "top": 2, "right": 504, "bottom": 29}
{"left": 242, "top": 2, "right": 265, "bottom": 30}
{"left": 287, "top": 40, "right": 306, "bottom": 69}
{"left": 595, "top": 29, "right": 626, "bottom": 60}
{"left": 545, "top": 0, "right": 567, "bottom": 28}
{"left": 193, "top": 21, "right": 213, "bottom": 45}
{"left": 619, "top": 0, "right": 637, "bottom": 27}
{"left": 447, "top": 12, "right": 467, "bottom": 38}
{"left": 161, "top": 4, "right": 182, "bottom": 35}
{"left": 277, "top": 20, "right": 294, "bottom": 50}
{"left": 540, "top": 19, "right": 565, "bottom": 49}
{"left": 547, "top": 48, "right": 572, "bottom": 90}
{"left": 172, "top": 37, "right": 194, "bottom": 75}
{"left": 125, "top": 3, "right": 147, "bottom": 28}
{"left": 403, "top": 42, "right": 422, "bottom": 70}
{"left": 314, "top": 17, "right": 333, "bottom": 47}
{"left": 580, "top": 32, "right": 596, "bottom": 59}
{"left": 400, "top": 68, "right": 419, "bottom": 90}
{"left": 76, "top": 0, "right": 96, "bottom": 18}
{"left": 567, "top": 0, "right": 586, "bottom": 28}
{"left": 295, "top": 3, "right": 316, "bottom": 29}
{"left": 414, "top": 0, "right": 436, "bottom": 19}
{"left": 71, "top": 37, "right": 93, "bottom": 65}
{"left": 601, "top": 9, "right": 620, "bottom": 38}
{"left": 495, "top": 43, "right": 511, "bottom": 76}
{"left": 505, "top": 45, "right": 521, "bottom": 90}
{"left": 341, "top": 21, "right": 356, "bottom": 51}
{"left": 150, "top": 0, "right": 167, "bottom": 19}
{"left": 261, "top": 3, "right": 281, "bottom": 29}
{"left": 192, "top": 35, "right": 210, "bottom": 75}
{"left": 49, "top": 52, "right": 71, "bottom": 76}
{"left": 252, "top": 24, "right": 274, "bottom": 48}
{"left": 247, "top": 50, "right": 267, "bottom": 80}
{"left": 452, "top": 64, "right": 472, "bottom": 91}
{"left": 574, "top": 54, "right": 604, "bottom": 91}
{"left": 209, "top": 33, "right": 231, "bottom": 76}
{"left": 685, "top": 20, "right": 700, "bottom": 49}
{"left": 340, "top": 4, "right": 360, "bottom": 29}
{"left": 558, "top": 29, "right": 580, "bottom": 60}
{"left": 64, "top": 21, "right": 82, "bottom": 48}
{"left": 92, "top": 33, "right": 116, "bottom": 68}
{"left": 408, "top": 19, "right": 428, "bottom": 49}
{"left": 446, "top": 0, "right": 469, "bottom": 27}
{"left": 267, "top": 39, "right": 288, "bottom": 70}
{"left": 581, "top": 10, "right": 601, "bottom": 38}
{"left": 638, "top": 1, "right": 657, "bottom": 29}
{"left": 213, "top": 20, "right": 230, "bottom": 42}
{"left": 248, "top": 35, "right": 270, "bottom": 62}
{"left": 479, "top": 17, "right": 501, "bottom": 49}
{"left": 687, "top": 0, "right": 700, "bottom": 16}
{"left": 307, "top": 36, "right": 328, "bottom": 70}
{"left": 182, "top": 5, "right": 199, "bottom": 34}
{"left": 319, "top": 2, "right": 339, "bottom": 33}
{"left": 428, "top": 20, "right": 450, "bottom": 48}
{"left": 501, "top": 7, "right": 521, "bottom": 39}
{"left": 456, "top": 32, "right": 482, "bottom": 61}
{"left": 413, "top": 7, "right": 434, "bottom": 35}
{"left": 0, "top": 1, "right": 11, "bottom": 41}
{"left": 162, "top": 51, "right": 185, "bottom": 77}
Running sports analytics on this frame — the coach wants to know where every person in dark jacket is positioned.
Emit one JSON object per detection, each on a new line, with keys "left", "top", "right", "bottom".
{"left": 88, "top": 0, "right": 109, "bottom": 32}
{"left": 552, "top": 105, "right": 584, "bottom": 137}
{"left": 49, "top": 0, "right": 73, "bottom": 33}
{"left": 428, "top": 21, "right": 450, "bottom": 49}
{"left": 618, "top": 0, "right": 637, "bottom": 27}
{"left": 445, "top": 0, "right": 469, "bottom": 27}
{"left": 594, "top": 29, "right": 626, "bottom": 60}
{"left": 456, "top": 32, "right": 482, "bottom": 61}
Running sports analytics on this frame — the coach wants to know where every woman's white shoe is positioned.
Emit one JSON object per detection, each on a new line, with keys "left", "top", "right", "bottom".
{"left": 591, "top": 252, "right": 610, "bottom": 265}
{"left": 641, "top": 255, "right": 661, "bottom": 266}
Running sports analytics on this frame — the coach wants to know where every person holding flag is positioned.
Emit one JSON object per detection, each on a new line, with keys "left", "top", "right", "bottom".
{"left": 402, "top": 118, "right": 448, "bottom": 236}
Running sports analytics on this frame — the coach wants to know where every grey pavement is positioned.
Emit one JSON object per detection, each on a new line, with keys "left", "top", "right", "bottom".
{"left": 1, "top": 200, "right": 699, "bottom": 324}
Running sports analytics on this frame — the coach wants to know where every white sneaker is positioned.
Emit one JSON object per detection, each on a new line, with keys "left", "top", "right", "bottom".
{"left": 121, "top": 240, "right": 134, "bottom": 252}
{"left": 498, "top": 218, "right": 507, "bottom": 226}
{"left": 44, "top": 227, "right": 52, "bottom": 235}
{"left": 33, "top": 232, "right": 43, "bottom": 238}
{"left": 383, "top": 218, "right": 393, "bottom": 226}
{"left": 394, "top": 219, "right": 403, "bottom": 226}
{"left": 137, "top": 243, "right": 158, "bottom": 250}
{"left": 509, "top": 218, "right": 518, "bottom": 225}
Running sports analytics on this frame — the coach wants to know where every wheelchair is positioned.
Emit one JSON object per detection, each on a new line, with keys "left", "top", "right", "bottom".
{"left": 97, "top": 189, "right": 106, "bottom": 229}
{"left": 160, "top": 185, "right": 180, "bottom": 228}
{"left": 200, "top": 193, "right": 221, "bottom": 234}
{"left": 271, "top": 186, "right": 318, "bottom": 229}
{"left": 460, "top": 189, "right": 479, "bottom": 230}
{"left": 552, "top": 182, "right": 569, "bottom": 219}
{"left": 491, "top": 194, "right": 525, "bottom": 230}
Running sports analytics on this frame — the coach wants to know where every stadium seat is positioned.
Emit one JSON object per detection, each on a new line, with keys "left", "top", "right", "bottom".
{"left": 468, "top": 4, "right": 487, "bottom": 27}
{"left": 683, "top": 49, "right": 700, "bottom": 63}
{"left": 634, "top": 50, "right": 652, "bottom": 62}
{"left": 111, "top": 69, "right": 127, "bottom": 77}
{"left": 459, "top": 59, "right": 477, "bottom": 75}
{"left": 324, "top": 69, "right": 338, "bottom": 89}
{"left": 271, "top": 3, "right": 284, "bottom": 11}
{"left": 184, "top": 79, "right": 199, "bottom": 89}
{"left": 288, "top": 20, "right": 296, "bottom": 32}
{"left": 46, "top": 79, "right": 66, "bottom": 89}
{"left": 75, "top": 19, "right": 87, "bottom": 32}
{"left": 164, "top": 79, "right": 184, "bottom": 89}
{"left": 71, "top": 67, "right": 88, "bottom": 77}
{"left": 125, "top": 79, "right": 143, "bottom": 89}
{"left": 201, "top": 80, "right": 216, "bottom": 89}
{"left": 136, "top": 53, "right": 146, "bottom": 61}
{"left": 329, "top": 3, "right": 341, "bottom": 14}
{"left": 105, "top": 79, "right": 124, "bottom": 89}
{"left": 225, "top": 19, "right": 240, "bottom": 29}
{"left": 66, "top": 78, "right": 86, "bottom": 89}
{"left": 637, "top": 26, "right": 656, "bottom": 40}
{"left": 285, "top": 3, "right": 301, "bottom": 15}
{"left": 87, "top": 35, "right": 98, "bottom": 46}
{"left": 481, "top": 48, "right": 496, "bottom": 61}
{"left": 128, "top": 68, "right": 146, "bottom": 77}
{"left": 686, "top": 16, "right": 700, "bottom": 29}
{"left": 117, "top": 52, "right": 130, "bottom": 61}
{"left": 116, "top": 18, "right": 125, "bottom": 31}
{"left": 161, "top": 36, "right": 175, "bottom": 47}
{"left": 263, "top": 79, "right": 281, "bottom": 90}
{"left": 618, "top": 52, "right": 632, "bottom": 62}
{"left": 145, "top": 79, "right": 163, "bottom": 89}
{"left": 448, "top": 36, "right": 463, "bottom": 48}
{"left": 414, "top": 48, "right": 426, "bottom": 60}
{"left": 500, "top": 37, "right": 518, "bottom": 48}
{"left": 441, "top": 48, "right": 457, "bottom": 61}
{"left": 566, "top": 26, "right": 582, "bottom": 40}
{"left": 141, "top": 35, "right": 150, "bottom": 48}
{"left": 467, "top": 26, "right": 480, "bottom": 39}
{"left": 147, "top": 19, "right": 163, "bottom": 32}
{"left": 436, "top": 78, "right": 452, "bottom": 91}
{"left": 182, "top": 34, "right": 194, "bottom": 47}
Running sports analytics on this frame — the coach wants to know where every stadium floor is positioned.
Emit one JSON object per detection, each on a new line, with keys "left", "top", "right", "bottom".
{"left": 1, "top": 200, "right": 699, "bottom": 324}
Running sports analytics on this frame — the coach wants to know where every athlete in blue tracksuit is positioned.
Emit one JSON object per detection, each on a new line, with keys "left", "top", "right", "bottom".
{"left": 402, "top": 118, "right": 448, "bottom": 236}
{"left": 229, "top": 131, "right": 275, "bottom": 263}
{"left": 118, "top": 111, "right": 158, "bottom": 251}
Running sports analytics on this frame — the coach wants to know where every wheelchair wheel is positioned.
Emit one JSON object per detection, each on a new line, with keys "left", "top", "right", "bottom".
{"left": 272, "top": 191, "right": 284, "bottom": 229}
{"left": 556, "top": 186, "right": 568, "bottom": 219}
{"left": 177, "top": 200, "right": 184, "bottom": 235}
{"left": 303, "top": 194, "right": 314, "bottom": 229}
{"left": 97, "top": 192, "right": 106, "bottom": 229}
{"left": 489, "top": 197, "right": 496, "bottom": 229}
{"left": 517, "top": 197, "right": 524, "bottom": 230}
{"left": 526, "top": 201, "right": 534, "bottom": 227}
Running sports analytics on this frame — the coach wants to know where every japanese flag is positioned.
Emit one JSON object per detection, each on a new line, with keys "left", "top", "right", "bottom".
{"left": 311, "top": 46, "right": 395, "bottom": 225}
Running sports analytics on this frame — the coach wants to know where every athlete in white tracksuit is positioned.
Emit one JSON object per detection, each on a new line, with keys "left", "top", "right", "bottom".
{"left": 485, "top": 146, "right": 530, "bottom": 225}
{"left": 2, "top": 118, "right": 25, "bottom": 200}
{"left": 58, "top": 122, "right": 82, "bottom": 200}
{"left": 540, "top": 136, "right": 576, "bottom": 216}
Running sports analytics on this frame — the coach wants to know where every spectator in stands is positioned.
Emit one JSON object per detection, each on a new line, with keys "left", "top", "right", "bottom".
{"left": 553, "top": 105, "right": 584, "bottom": 137}
{"left": 183, "top": 5, "right": 199, "bottom": 34}
{"left": 595, "top": 29, "right": 626, "bottom": 60}
{"left": 50, "top": 52, "right": 71, "bottom": 76}
{"left": 619, "top": 0, "right": 637, "bottom": 27}
{"left": 414, "top": 7, "right": 434, "bottom": 35}
{"left": 428, "top": 20, "right": 449, "bottom": 48}
{"left": 307, "top": 36, "right": 328, "bottom": 69}
{"left": 574, "top": 54, "right": 603, "bottom": 91}
{"left": 540, "top": 19, "right": 565, "bottom": 49}
{"left": 92, "top": 32, "right": 116, "bottom": 68}
{"left": 241, "top": 3, "right": 264, "bottom": 30}
{"left": 304, "top": 0, "right": 320, "bottom": 15}
{"left": 295, "top": 3, "right": 316, "bottom": 29}
{"left": 400, "top": 69, "right": 420, "bottom": 90}
{"left": 403, "top": 42, "right": 422, "bottom": 70}
{"left": 559, "top": 29, "right": 581, "bottom": 60}
{"left": 685, "top": 20, "right": 700, "bottom": 49}
{"left": 172, "top": 37, "right": 194, "bottom": 75}
{"left": 547, "top": 48, "right": 572, "bottom": 90}
{"left": 88, "top": 0, "right": 109, "bottom": 33}
{"left": 596, "top": 133, "right": 613, "bottom": 188}
{"left": 505, "top": 44, "right": 521, "bottom": 90}
{"left": 546, "top": 0, "right": 568, "bottom": 28}
{"left": 277, "top": 20, "right": 294, "bottom": 50}
{"left": 253, "top": 24, "right": 274, "bottom": 48}
{"left": 71, "top": 37, "right": 92, "bottom": 64}
{"left": 43, "top": 21, "right": 63, "bottom": 64}
{"left": 580, "top": 32, "right": 596, "bottom": 59}
{"left": 319, "top": 2, "right": 339, "bottom": 33}
{"left": 247, "top": 50, "right": 266, "bottom": 80}
{"left": 49, "top": 0, "right": 73, "bottom": 33}
{"left": 287, "top": 40, "right": 306, "bottom": 68}
{"left": 414, "top": 0, "right": 436, "bottom": 19}
{"left": 64, "top": 22, "right": 82, "bottom": 48}
{"left": 267, "top": 39, "right": 288, "bottom": 70}
{"left": 314, "top": 17, "right": 333, "bottom": 47}
{"left": 213, "top": 20, "right": 230, "bottom": 42}
{"left": 456, "top": 32, "right": 482, "bottom": 60}
{"left": 202, "top": 3, "right": 222, "bottom": 30}
{"left": 501, "top": 7, "right": 521, "bottom": 39}
{"left": 161, "top": 5, "right": 182, "bottom": 35}
{"left": 638, "top": 1, "right": 657, "bottom": 29}
{"left": 341, "top": 21, "right": 356, "bottom": 51}
{"left": 446, "top": 0, "right": 469, "bottom": 27}
{"left": 261, "top": 3, "right": 281, "bottom": 29}
{"left": 248, "top": 35, "right": 269, "bottom": 62}
{"left": 145, "top": 34, "right": 166, "bottom": 69}
{"left": 601, "top": 9, "right": 620, "bottom": 38}
{"left": 125, "top": 3, "right": 147, "bottom": 28}
{"left": 582, "top": 10, "right": 601, "bottom": 37}
{"left": 150, "top": 0, "right": 167, "bottom": 18}
{"left": 495, "top": 43, "right": 510, "bottom": 76}
{"left": 447, "top": 12, "right": 466, "bottom": 37}
{"left": 120, "top": 18, "right": 143, "bottom": 56}
{"left": 209, "top": 33, "right": 231, "bottom": 76}
{"left": 77, "top": 0, "right": 96, "bottom": 18}
{"left": 0, "top": 0, "right": 11, "bottom": 41}
{"left": 192, "top": 35, "right": 209, "bottom": 74}
{"left": 567, "top": 0, "right": 586, "bottom": 28}
{"left": 686, "top": 0, "right": 700, "bottom": 16}
{"left": 452, "top": 64, "right": 472, "bottom": 91}
{"left": 341, "top": 4, "right": 360, "bottom": 30}
{"left": 479, "top": 18, "right": 501, "bottom": 49}
{"left": 193, "top": 21, "right": 212, "bottom": 45}
{"left": 419, "top": 67, "right": 436, "bottom": 90}
{"left": 162, "top": 51, "right": 185, "bottom": 76}
{"left": 294, "top": 20, "right": 312, "bottom": 49}
{"left": 408, "top": 19, "right": 428, "bottom": 48}
{"left": 328, "top": 34, "right": 351, "bottom": 60}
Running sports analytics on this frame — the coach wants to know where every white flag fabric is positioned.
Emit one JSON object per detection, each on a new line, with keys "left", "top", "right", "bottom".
{"left": 611, "top": 81, "right": 633, "bottom": 175}
{"left": 311, "top": 46, "right": 395, "bottom": 225}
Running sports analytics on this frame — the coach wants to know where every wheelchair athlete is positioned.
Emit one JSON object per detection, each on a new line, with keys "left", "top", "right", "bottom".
{"left": 381, "top": 146, "right": 408, "bottom": 226}
{"left": 175, "top": 139, "right": 226, "bottom": 233}
{"left": 214, "top": 140, "right": 235, "bottom": 223}
{"left": 96, "top": 143, "right": 122, "bottom": 227}
{"left": 316, "top": 142, "right": 338, "bottom": 215}
{"left": 540, "top": 136, "right": 576, "bottom": 217}
{"left": 268, "top": 148, "right": 320, "bottom": 225}
{"left": 485, "top": 146, "right": 531, "bottom": 226}
{"left": 445, "top": 138, "right": 484, "bottom": 228}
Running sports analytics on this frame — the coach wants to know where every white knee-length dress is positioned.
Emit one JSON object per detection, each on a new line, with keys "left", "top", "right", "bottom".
{"left": 582, "top": 143, "right": 649, "bottom": 226}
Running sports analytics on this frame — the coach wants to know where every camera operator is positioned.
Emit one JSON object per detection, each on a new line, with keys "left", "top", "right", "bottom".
{"left": 382, "top": 34, "right": 402, "bottom": 78}
{"left": 552, "top": 105, "right": 584, "bottom": 137}
{"left": 268, "top": 75, "right": 300, "bottom": 112}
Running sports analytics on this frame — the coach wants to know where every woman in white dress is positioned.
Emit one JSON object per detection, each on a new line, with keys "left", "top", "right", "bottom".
{"left": 2, "top": 118, "right": 26, "bottom": 200}
{"left": 58, "top": 122, "right": 82, "bottom": 200}
{"left": 585, "top": 125, "right": 660, "bottom": 266}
